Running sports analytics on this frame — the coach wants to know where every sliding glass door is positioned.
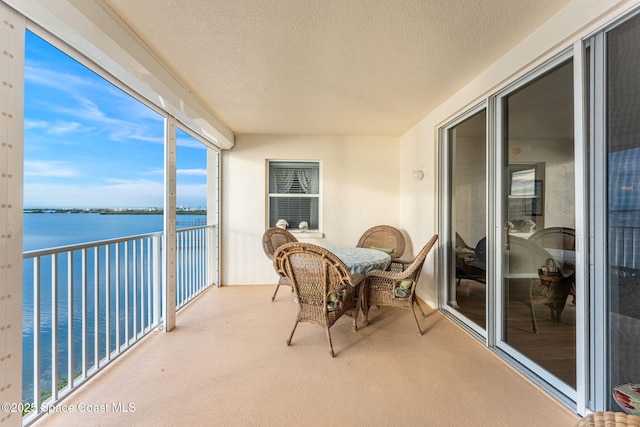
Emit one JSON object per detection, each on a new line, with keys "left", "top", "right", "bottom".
{"left": 439, "top": 7, "right": 640, "bottom": 414}
{"left": 497, "top": 57, "right": 577, "bottom": 393}
{"left": 441, "top": 54, "right": 578, "bottom": 398}
{"left": 443, "top": 109, "right": 487, "bottom": 333}
{"left": 601, "top": 12, "right": 640, "bottom": 411}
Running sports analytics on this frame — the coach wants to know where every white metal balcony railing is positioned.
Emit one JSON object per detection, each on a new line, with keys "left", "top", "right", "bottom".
{"left": 20, "top": 224, "right": 218, "bottom": 425}
{"left": 610, "top": 224, "right": 640, "bottom": 270}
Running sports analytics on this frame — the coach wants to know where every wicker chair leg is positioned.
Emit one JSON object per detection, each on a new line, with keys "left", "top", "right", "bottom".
{"left": 352, "top": 299, "right": 360, "bottom": 332}
{"left": 413, "top": 297, "right": 427, "bottom": 318}
{"left": 287, "top": 320, "right": 299, "bottom": 345}
{"left": 325, "top": 327, "right": 335, "bottom": 357}
{"left": 528, "top": 301, "right": 539, "bottom": 333}
{"left": 411, "top": 307, "right": 423, "bottom": 336}
{"left": 271, "top": 284, "right": 281, "bottom": 302}
{"left": 363, "top": 304, "right": 370, "bottom": 327}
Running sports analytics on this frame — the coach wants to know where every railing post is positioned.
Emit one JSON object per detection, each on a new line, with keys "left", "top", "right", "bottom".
{"left": 67, "top": 252, "right": 74, "bottom": 390}
{"left": 153, "top": 234, "right": 161, "bottom": 328}
{"left": 207, "top": 225, "right": 218, "bottom": 287}
{"left": 51, "top": 254, "right": 58, "bottom": 401}
{"left": 163, "top": 117, "right": 177, "bottom": 331}
{"left": 33, "top": 257, "right": 41, "bottom": 411}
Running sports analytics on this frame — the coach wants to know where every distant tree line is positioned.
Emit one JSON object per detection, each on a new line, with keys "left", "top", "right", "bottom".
{"left": 24, "top": 208, "right": 207, "bottom": 215}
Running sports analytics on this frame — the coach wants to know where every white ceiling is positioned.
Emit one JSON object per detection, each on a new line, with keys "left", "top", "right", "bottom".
{"left": 102, "top": 0, "right": 573, "bottom": 137}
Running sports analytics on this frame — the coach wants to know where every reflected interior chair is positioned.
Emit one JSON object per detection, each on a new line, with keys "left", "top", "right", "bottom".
{"left": 363, "top": 234, "right": 438, "bottom": 336}
{"left": 528, "top": 227, "right": 576, "bottom": 304}
{"left": 356, "top": 225, "right": 406, "bottom": 271}
{"left": 273, "top": 242, "right": 358, "bottom": 357}
{"left": 507, "top": 236, "right": 574, "bottom": 333}
{"left": 455, "top": 234, "right": 487, "bottom": 285}
{"left": 262, "top": 227, "right": 298, "bottom": 301}
{"left": 528, "top": 226, "right": 576, "bottom": 251}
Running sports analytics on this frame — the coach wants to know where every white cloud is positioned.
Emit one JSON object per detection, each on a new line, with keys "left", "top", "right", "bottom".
{"left": 24, "top": 160, "right": 79, "bottom": 178}
{"left": 176, "top": 183, "right": 208, "bottom": 207}
{"left": 177, "top": 168, "right": 207, "bottom": 176}
{"left": 24, "top": 180, "right": 207, "bottom": 209}
{"left": 24, "top": 120, "right": 48, "bottom": 130}
{"left": 26, "top": 64, "right": 164, "bottom": 144}
{"left": 24, "top": 64, "right": 92, "bottom": 95}
{"left": 146, "top": 168, "right": 207, "bottom": 176}
{"left": 47, "top": 121, "right": 89, "bottom": 135}
{"left": 24, "top": 180, "right": 164, "bottom": 209}
{"left": 176, "top": 135, "right": 208, "bottom": 149}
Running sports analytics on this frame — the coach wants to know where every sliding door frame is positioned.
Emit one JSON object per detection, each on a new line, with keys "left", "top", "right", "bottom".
{"left": 438, "top": 101, "right": 489, "bottom": 341}
{"left": 438, "top": 45, "right": 588, "bottom": 411}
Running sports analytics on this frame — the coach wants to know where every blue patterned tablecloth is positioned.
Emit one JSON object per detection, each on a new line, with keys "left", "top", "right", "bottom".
{"left": 327, "top": 247, "right": 391, "bottom": 275}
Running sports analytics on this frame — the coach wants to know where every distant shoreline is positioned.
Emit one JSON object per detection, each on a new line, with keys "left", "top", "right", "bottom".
{"left": 24, "top": 209, "right": 207, "bottom": 215}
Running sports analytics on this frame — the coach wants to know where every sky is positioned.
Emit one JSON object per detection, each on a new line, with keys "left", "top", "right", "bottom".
{"left": 23, "top": 31, "right": 209, "bottom": 209}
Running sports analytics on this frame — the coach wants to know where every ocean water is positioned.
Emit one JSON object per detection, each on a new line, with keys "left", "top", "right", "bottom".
{"left": 21, "top": 213, "right": 206, "bottom": 403}
{"left": 24, "top": 213, "right": 205, "bottom": 252}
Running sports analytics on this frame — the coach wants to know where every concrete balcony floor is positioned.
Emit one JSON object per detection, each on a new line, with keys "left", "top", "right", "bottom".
{"left": 33, "top": 285, "right": 578, "bottom": 426}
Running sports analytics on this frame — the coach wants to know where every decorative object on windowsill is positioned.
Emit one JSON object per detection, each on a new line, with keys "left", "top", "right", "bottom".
{"left": 613, "top": 383, "right": 640, "bottom": 415}
{"left": 298, "top": 221, "right": 309, "bottom": 232}
{"left": 276, "top": 219, "right": 289, "bottom": 229}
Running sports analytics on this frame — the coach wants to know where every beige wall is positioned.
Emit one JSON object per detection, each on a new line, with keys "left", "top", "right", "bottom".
{"left": 399, "top": 0, "right": 637, "bottom": 307}
{"left": 509, "top": 138, "right": 576, "bottom": 228}
{"left": 221, "top": 134, "right": 400, "bottom": 285}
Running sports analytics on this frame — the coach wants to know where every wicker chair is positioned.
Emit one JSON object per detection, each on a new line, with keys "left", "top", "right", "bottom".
{"left": 507, "top": 236, "right": 573, "bottom": 333}
{"left": 363, "top": 234, "right": 438, "bottom": 335}
{"left": 262, "top": 227, "right": 298, "bottom": 301}
{"left": 528, "top": 226, "right": 576, "bottom": 251}
{"left": 273, "top": 242, "right": 359, "bottom": 357}
{"left": 356, "top": 225, "right": 406, "bottom": 271}
{"left": 577, "top": 412, "right": 640, "bottom": 427}
{"left": 455, "top": 234, "right": 486, "bottom": 286}
{"left": 528, "top": 227, "right": 576, "bottom": 304}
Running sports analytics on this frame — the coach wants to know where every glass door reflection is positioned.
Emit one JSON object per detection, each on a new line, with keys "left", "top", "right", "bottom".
{"left": 450, "top": 110, "right": 487, "bottom": 330}
{"left": 500, "top": 59, "right": 576, "bottom": 389}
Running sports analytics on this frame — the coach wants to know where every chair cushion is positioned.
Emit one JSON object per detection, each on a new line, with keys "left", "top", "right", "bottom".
{"left": 398, "top": 279, "right": 413, "bottom": 289}
{"left": 394, "top": 287, "right": 411, "bottom": 298}
{"left": 369, "top": 246, "right": 394, "bottom": 254}
{"left": 327, "top": 292, "right": 343, "bottom": 311}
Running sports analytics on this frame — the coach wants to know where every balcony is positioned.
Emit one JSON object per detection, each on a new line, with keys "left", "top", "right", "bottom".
{"left": 28, "top": 283, "right": 578, "bottom": 425}
{"left": 21, "top": 225, "right": 217, "bottom": 426}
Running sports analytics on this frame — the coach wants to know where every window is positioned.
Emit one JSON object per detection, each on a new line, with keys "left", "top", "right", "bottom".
{"left": 268, "top": 161, "right": 320, "bottom": 230}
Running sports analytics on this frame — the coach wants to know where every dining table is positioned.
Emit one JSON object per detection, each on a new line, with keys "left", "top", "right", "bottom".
{"left": 326, "top": 246, "right": 392, "bottom": 277}
{"left": 325, "top": 246, "right": 391, "bottom": 325}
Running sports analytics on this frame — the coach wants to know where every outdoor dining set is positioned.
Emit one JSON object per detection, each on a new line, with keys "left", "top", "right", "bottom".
{"left": 262, "top": 225, "right": 438, "bottom": 357}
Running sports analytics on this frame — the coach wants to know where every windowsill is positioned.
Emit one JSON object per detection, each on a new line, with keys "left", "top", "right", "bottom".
{"left": 291, "top": 230, "right": 324, "bottom": 239}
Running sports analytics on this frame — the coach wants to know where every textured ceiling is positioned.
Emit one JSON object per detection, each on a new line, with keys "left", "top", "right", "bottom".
{"left": 102, "top": 0, "right": 572, "bottom": 136}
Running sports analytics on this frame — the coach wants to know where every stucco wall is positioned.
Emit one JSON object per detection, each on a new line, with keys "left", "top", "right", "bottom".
{"left": 221, "top": 134, "right": 400, "bottom": 285}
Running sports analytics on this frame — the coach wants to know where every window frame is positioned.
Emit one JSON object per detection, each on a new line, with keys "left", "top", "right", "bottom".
{"left": 267, "top": 160, "right": 323, "bottom": 237}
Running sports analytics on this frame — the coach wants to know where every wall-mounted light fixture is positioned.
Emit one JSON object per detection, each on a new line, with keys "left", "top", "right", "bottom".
{"left": 411, "top": 169, "right": 424, "bottom": 181}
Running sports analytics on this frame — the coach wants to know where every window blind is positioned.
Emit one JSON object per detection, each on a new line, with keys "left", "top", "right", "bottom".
{"left": 268, "top": 161, "right": 320, "bottom": 228}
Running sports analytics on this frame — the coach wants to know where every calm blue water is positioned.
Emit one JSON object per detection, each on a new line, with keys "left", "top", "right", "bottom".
{"left": 24, "top": 213, "right": 205, "bottom": 252}
{"left": 22, "top": 213, "right": 206, "bottom": 403}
